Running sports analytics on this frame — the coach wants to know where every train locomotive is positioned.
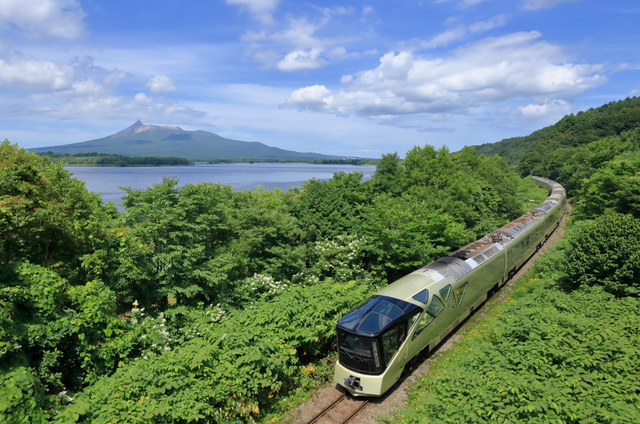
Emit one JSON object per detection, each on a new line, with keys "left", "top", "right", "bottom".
{"left": 334, "top": 177, "right": 566, "bottom": 397}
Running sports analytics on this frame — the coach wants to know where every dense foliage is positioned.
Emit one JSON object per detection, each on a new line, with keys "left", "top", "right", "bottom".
{"left": 0, "top": 138, "right": 544, "bottom": 423}
{"left": 54, "top": 280, "right": 371, "bottom": 423}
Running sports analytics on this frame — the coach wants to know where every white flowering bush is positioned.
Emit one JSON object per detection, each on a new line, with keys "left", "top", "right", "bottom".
{"left": 233, "top": 274, "right": 291, "bottom": 309}
{"left": 313, "top": 234, "right": 369, "bottom": 283}
{"left": 129, "top": 302, "right": 174, "bottom": 360}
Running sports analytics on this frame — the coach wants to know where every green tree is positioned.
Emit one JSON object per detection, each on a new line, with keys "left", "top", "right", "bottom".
{"left": 560, "top": 213, "right": 640, "bottom": 296}
{"left": 0, "top": 140, "right": 108, "bottom": 277}
{"left": 576, "top": 150, "right": 640, "bottom": 219}
{"left": 358, "top": 194, "right": 472, "bottom": 283}
{"left": 0, "top": 263, "right": 131, "bottom": 421}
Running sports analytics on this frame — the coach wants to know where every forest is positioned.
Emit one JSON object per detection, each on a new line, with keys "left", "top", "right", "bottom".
{"left": 36, "top": 152, "right": 193, "bottom": 167}
{"left": 1, "top": 139, "right": 544, "bottom": 423}
{"left": 2, "top": 96, "right": 640, "bottom": 424}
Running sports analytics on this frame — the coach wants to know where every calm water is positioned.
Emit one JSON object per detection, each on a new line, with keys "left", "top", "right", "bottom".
{"left": 67, "top": 163, "right": 376, "bottom": 205}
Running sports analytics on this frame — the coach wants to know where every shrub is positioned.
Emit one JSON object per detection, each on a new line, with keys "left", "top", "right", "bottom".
{"left": 54, "top": 279, "right": 373, "bottom": 423}
{"left": 561, "top": 212, "right": 640, "bottom": 296}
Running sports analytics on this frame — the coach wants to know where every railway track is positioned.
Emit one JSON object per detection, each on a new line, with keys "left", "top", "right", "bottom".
{"left": 303, "top": 393, "right": 369, "bottom": 424}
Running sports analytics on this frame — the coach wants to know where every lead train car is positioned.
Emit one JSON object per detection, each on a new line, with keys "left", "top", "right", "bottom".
{"left": 334, "top": 177, "right": 566, "bottom": 397}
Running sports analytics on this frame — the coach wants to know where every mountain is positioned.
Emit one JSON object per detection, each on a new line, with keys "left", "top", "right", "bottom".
{"left": 33, "top": 121, "right": 347, "bottom": 161}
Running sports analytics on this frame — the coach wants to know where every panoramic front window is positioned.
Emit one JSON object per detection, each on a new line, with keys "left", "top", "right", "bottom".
{"left": 337, "top": 330, "right": 382, "bottom": 375}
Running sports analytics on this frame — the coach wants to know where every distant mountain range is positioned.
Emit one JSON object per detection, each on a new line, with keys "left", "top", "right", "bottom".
{"left": 33, "top": 121, "right": 347, "bottom": 161}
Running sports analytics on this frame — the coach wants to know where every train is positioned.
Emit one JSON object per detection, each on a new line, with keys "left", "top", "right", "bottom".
{"left": 333, "top": 177, "right": 566, "bottom": 397}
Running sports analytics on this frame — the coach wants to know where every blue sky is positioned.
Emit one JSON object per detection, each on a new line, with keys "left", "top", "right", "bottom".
{"left": 2, "top": 0, "right": 638, "bottom": 157}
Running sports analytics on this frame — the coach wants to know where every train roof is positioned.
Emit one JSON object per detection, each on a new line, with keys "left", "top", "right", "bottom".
{"left": 336, "top": 295, "right": 421, "bottom": 337}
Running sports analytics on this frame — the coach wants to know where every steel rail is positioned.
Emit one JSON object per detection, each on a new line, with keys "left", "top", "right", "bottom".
{"left": 343, "top": 399, "right": 369, "bottom": 424}
{"left": 304, "top": 393, "right": 369, "bottom": 424}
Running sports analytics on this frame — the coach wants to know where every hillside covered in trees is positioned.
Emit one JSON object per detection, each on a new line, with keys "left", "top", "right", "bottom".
{"left": 1, "top": 140, "right": 546, "bottom": 423}
{"left": 474, "top": 97, "right": 640, "bottom": 167}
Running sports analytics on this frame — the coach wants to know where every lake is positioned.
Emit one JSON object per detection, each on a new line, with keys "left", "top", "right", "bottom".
{"left": 66, "top": 163, "right": 377, "bottom": 205}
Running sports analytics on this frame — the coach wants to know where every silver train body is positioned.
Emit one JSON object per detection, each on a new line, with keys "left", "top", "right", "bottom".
{"left": 334, "top": 177, "right": 566, "bottom": 396}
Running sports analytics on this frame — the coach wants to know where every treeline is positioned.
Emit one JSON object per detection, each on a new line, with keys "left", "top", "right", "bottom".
{"left": 206, "top": 158, "right": 377, "bottom": 165}
{"left": 37, "top": 151, "right": 192, "bottom": 166}
{"left": 397, "top": 99, "right": 640, "bottom": 423}
{"left": 0, "top": 139, "right": 545, "bottom": 423}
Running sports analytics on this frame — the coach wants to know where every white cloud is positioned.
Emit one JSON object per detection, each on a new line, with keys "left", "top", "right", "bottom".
{"left": 469, "top": 14, "right": 508, "bottom": 33}
{"left": 0, "top": 48, "right": 206, "bottom": 123}
{"left": 146, "top": 74, "right": 177, "bottom": 93}
{"left": 522, "top": 0, "right": 583, "bottom": 10}
{"left": 518, "top": 100, "right": 571, "bottom": 118}
{"left": 283, "top": 31, "right": 606, "bottom": 120}
{"left": 277, "top": 49, "right": 325, "bottom": 72}
{"left": 225, "top": 0, "right": 279, "bottom": 25}
{"left": 240, "top": 9, "right": 366, "bottom": 71}
{"left": 404, "top": 15, "right": 506, "bottom": 51}
{"left": 0, "top": 49, "right": 74, "bottom": 91}
{"left": 418, "top": 26, "right": 467, "bottom": 49}
{"left": 0, "top": 0, "right": 85, "bottom": 39}
{"left": 281, "top": 85, "right": 331, "bottom": 111}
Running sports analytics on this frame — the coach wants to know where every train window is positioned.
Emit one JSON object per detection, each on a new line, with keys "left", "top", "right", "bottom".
{"left": 443, "top": 285, "right": 458, "bottom": 309}
{"left": 427, "top": 295, "right": 445, "bottom": 317}
{"left": 381, "top": 326, "right": 399, "bottom": 365}
{"left": 358, "top": 313, "right": 391, "bottom": 333}
{"left": 372, "top": 301, "right": 404, "bottom": 321}
{"left": 454, "top": 282, "right": 468, "bottom": 306}
{"left": 356, "top": 300, "right": 404, "bottom": 333}
{"left": 412, "top": 289, "right": 429, "bottom": 304}
{"left": 439, "top": 285, "right": 452, "bottom": 302}
{"left": 412, "top": 313, "right": 433, "bottom": 338}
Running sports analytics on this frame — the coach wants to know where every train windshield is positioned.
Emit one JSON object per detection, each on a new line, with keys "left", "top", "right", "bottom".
{"left": 337, "top": 330, "right": 383, "bottom": 375}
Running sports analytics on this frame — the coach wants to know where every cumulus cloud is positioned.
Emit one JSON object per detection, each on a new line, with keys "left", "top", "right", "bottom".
{"left": 277, "top": 49, "right": 325, "bottom": 72}
{"left": 522, "top": 0, "right": 583, "bottom": 10}
{"left": 0, "top": 0, "right": 85, "bottom": 39}
{"left": 146, "top": 74, "right": 177, "bottom": 93}
{"left": 282, "top": 85, "right": 331, "bottom": 110}
{"left": 283, "top": 31, "right": 606, "bottom": 119}
{"left": 225, "top": 0, "right": 279, "bottom": 25}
